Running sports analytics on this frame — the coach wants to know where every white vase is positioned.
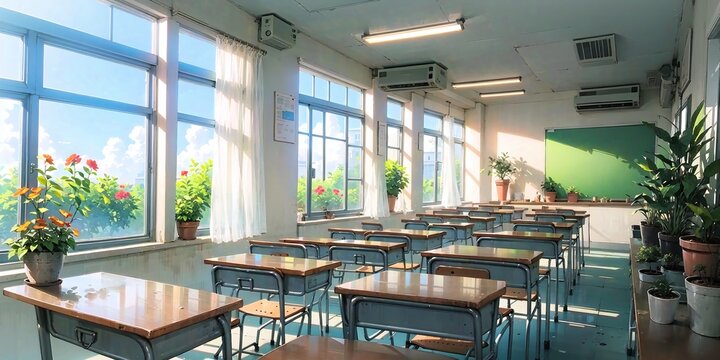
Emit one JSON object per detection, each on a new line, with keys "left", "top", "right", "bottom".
{"left": 647, "top": 289, "right": 680, "bottom": 324}
{"left": 638, "top": 269, "right": 664, "bottom": 283}
{"left": 685, "top": 276, "right": 720, "bottom": 337}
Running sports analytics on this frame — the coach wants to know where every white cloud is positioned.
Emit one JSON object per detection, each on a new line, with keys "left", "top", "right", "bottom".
{"left": 177, "top": 125, "right": 214, "bottom": 174}
{"left": 0, "top": 100, "right": 21, "bottom": 172}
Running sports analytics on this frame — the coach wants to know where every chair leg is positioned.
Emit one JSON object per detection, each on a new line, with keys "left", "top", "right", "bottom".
{"left": 507, "top": 314, "right": 514, "bottom": 360}
{"left": 536, "top": 298, "right": 542, "bottom": 360}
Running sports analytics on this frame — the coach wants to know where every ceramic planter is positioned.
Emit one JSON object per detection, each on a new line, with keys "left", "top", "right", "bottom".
{"left": 638, "top": 269, "right": 664, "bottom": 283}
{"left": 23, "top": 251, "right": 64, "bottom": 286}
{"left": 661, "top": 266, "right": 685, "bottom": 288}
{"left": 658, "top": 232, "right": 682, "bottom": 257}
{"left": 388, "top": 195, "right": 397, "bottom": 213}
{"left": 176, "top": 221, "right": 200, "bottom": 240}
{"left": 637, "top": 261, "right": 659, "bottom": 271}
{"left": 647, "top": 289, "right": 680, "bottom": 324}
{"left": 685, "top": 276, "right": 720, "bottom": 337}
{"left": 545, "top": 191, "right": 557, "bottom": 203}
{"left": 679, "top": 236, "right": 720, "bottom": 278}
{"left": 639, "top": 222, "right": 661, "bottom": 247}
{"left": 495, "top": 179, "right": 510, "bottom": 202}
{"left": 567, "top": 192, "right": 578, "bottom": 203}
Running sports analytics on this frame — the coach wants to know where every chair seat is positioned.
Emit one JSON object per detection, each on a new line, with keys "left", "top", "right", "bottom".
{"left": 389, "top": 262, "right": 421, "bottom": 271}
{"left": 230, "top": 317, "right": 241, "bottom": 327}
{"left": 539, "top": 267, "right": 551, "bottom": 276}
{"left": 499, "top": 307, "right": 513, "bottom": 318}
{"left": 502, "top": 287, "right": 539, "bottom": 302}
{"left": 355, "top": 265, "right": 379, "bottom": 273}
{"left": 238, "top": 299, "right": 306, "bottom": 320}
{"left": 410, "top": 335, "right": 488, "bottom": 355}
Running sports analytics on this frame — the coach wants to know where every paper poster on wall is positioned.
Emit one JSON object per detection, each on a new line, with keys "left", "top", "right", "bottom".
{"left": 377, "top": 123, "right": 387, "bottom": 156}
{"left": 274, "top": 91, "right": 296, "bottom": 144}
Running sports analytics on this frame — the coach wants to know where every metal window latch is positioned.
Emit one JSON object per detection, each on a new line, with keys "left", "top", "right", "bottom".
{"left": 75, "top": 327, "right": 97, "bottom": 349}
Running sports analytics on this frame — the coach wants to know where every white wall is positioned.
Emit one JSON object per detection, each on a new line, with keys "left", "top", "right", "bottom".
{"left": 482, "top": 89, "right": 671, "bottom": 201}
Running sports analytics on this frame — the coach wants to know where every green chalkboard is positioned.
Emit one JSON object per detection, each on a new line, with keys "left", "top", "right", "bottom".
{"left": 545, "top": 124, "right": 655, "bottom": 200}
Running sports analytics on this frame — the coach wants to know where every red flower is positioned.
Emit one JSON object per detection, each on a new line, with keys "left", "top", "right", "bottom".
{"left": 332, "top": 189, "right": 340, "bottom": 195}
{"left": 65, "top": 153, "right": 81, "bottom": 166}
{"left": 119, "top": 184, "right": 126, "bottom": 189}
{"left": 180, "top": 170, "right": 188, "bottom": 177}
{"left": 86, "top": 159, "right": 98, "bottom": 171}
{"left": 314, "top": 185, "right": 325, "bottom": 195}
{"left": 42, "top": 154, "right": 54, "bottom": 165}
{"left": 114, "top": 190, "right": 130, "bottom": 200}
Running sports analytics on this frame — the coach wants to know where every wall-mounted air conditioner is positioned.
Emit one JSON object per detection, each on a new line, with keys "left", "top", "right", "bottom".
{"left": 377, "top": 63, "right": 447, "bottom": 92}
{"left": 574, "top": 84, "right": 640, "bottom": 112}
{"left": 258, "top": 14, "right": 296, "bottom": 50}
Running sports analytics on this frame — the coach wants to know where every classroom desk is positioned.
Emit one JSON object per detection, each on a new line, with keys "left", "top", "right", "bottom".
{"left": 413, "top": 214, "right": 496, "bottom": 232}
{"left": 328, "top": 227, "right": 372, "bottom": 240}
{"left": 280, "top": 237, "right": 335, "bottom": 258}
{"left": 335, "top": 271, "right": 506, "bottom": 360}
{"left": 328, "top": 239, "right": 407, "bottom": 276}
{"left": 513, "top": 219, "right": 579, "bottom": 279}
{"left": 3, "top": 272, "right": 241, "bottom": 360}
{"left": 259, "top": 335, "right": 454, "bottom": 360}
{"left": 421, "top": 245, "right": 545, "bottom": 358}
{"left": 204, "top": 254, "right": 341, "bottom": 344}
{"left": 526, "top": 212, "right": 588, "bottom": 269}
{"left": 428, "top": 222, "right": 474, "bottom": 244}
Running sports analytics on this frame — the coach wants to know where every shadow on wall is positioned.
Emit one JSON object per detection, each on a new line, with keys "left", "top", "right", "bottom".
{"left": 512, "top": 157, "right": 538, "bottom": 200}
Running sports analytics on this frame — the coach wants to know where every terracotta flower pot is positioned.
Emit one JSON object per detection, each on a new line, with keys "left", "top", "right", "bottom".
{"left": 495, "top": 179, "right": 510, "bottom": 202}
{"left": 388, "top": 195, "right": 397, "bottom": 213}
{"left": 639, "top": 221, "right": 661, "bottom": 247}
{"left": 658, "top": 232, "right": 682, "bottom": 257}
{"left": 567, "top": 192, "right": 578, "bottom": 203}
{"left": 544, "top": 192, "right": 556, "bottom": 203}
{"left": 679, "top": 235, "right": 720, "bottom": 277}
{"left": 176, "top": 221, "right": 200, "bottom": 240}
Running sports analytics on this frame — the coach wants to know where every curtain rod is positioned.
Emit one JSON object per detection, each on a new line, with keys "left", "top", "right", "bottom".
{"left": 171, "top": 9, "right": 267, "bottom": 56}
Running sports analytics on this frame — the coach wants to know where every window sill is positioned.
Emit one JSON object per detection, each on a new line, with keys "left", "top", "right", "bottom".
{"left": 0, "top": 236, "right": 211, "bottom": 284}
{"left": 297, "top": 213, "right": 370, "bottom": 225}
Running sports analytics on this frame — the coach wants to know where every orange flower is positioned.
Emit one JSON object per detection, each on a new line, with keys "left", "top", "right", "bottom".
{"left": 59, "top": 209, "right": 72, "bottom": 218}
{"left": 13, "top": 187, "right": 29, "bottom": 196}
{"left": 49, "top": 216, "right": 65, "bottom": 227}
{"left": 86, "top": 159, "right": 98, "bottom": 171}
{"left": 15, "top": 221, "right": 31, "bottom": 232}
{"left": 33, "top": 218, "right": 47, "bottom": 230}
{"left": 27, "top": 187, "right": 42, "bottom": 200}
{"left": 72, "top": 228, "right": 80, "bottom": 237}
{"left": 65, "top": 153, "right": 81, "bottom": 166}
{"left": 42, "top": 154, "right": 54, "bottom": 165}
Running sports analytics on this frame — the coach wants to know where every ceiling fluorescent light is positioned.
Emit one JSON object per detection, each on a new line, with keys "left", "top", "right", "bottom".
{"left": 363, "top": 19, "right": 464, "bottom": 44}
{"left": 452, "top": 76, "right": 522, "bottom": 89}
{"left": 480, "top": 90, "right": 526, "bottom": 98}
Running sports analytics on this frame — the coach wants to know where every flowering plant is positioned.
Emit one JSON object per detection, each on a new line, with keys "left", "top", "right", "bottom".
{"left": 175, "top": 159, "right": 212, "bottom": 222}
{"left": 313, "top": 185, "right": 343, "bottom": 211}
{"left": 4, "top": 154, "right": 97, "bottom": 260}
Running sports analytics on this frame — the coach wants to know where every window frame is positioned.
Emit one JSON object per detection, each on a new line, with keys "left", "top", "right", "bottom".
{"left": 423, "top": 110, "right": 443, "bottom": 204}
{"left": 386, "top": 98, "right": 403, "bottom": 165}
{"left": 453, "top": 119, "right": 465, "bottom": 199}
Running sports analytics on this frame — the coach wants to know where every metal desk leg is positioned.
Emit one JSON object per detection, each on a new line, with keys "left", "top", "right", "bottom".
{"left": 36, "top": 307, "right": 53, "bottom": 360}
{"left": 216, "top": 314, "right": 232, "bottom": 360}
{"left": 627, "top": 297, "right": 636, "bottom": 356}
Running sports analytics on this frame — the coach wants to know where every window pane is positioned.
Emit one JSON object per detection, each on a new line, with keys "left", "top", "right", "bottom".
{"left": 299, "top": 71, "right": 313, "bottom": 96}
{"left": 387, "top": 100, "right": 402, "bottom": 122}
{"left": 329, "top": 82, "right": 347, "bottom": 106}
{"left": 348, "top": 146, "right": 362, "bottom": 179}
{"left": 347, "top": 87, "right": 362, "bottom": 110}
{"left": 0, "top": 98, "right": 22, "bottom": 249}
{"left": 43, "top": 45, "right": 149, "bottom": 106}
{"left": 424, "top": 112, "right": 442, "bottom": 132}
{"left": 311, "top": 136, "right": 324, "bottom": 186}
{"left": 347, "top": 180, "right": 362, "bottom": 210}
{"left": 312, "top": 110, "right": 324, "bottom": 135}
{"left": 38, "top": 100, "right": 147, "bottom": 241}
{"left": 111, "top": 7, "right": 153, "bottom": 53}
{"left": 179, "top": 28, "right": 216, "bottom": 71}
{"left": 325, "top": 139, "right": 346, "bottom": 179}
{"left": 423, "top": 135, "right": 436, "bottom": 203}
{"left": 0, "top": 32, "right": 23, "bottom": 81}
{"left": 454, "top": 122, "right": 464, "bottom": 140}
{"left": 387, "top": 126, "right": 401, "bottom": 148}
{"left": 326, "top": 113, "right": 346, "bottom": 139}
{"left": 314, "top": 77, "right": 329, "bottom": 101}
{"left": 297, "top": 134, "right": 309, "bottom": 212}
{"left": 348, "top": 117, "right": 362, "bottom": 145}
{"left": 177, "top": 122, "right": 214, "bottom": 228}
{"left": 387, "top": 148, "right": 401, "bottom": 163}
{"left": 298, "top": 104, "right": 309, "bottom": 133}
{"left": 455, "top": 143, "right": 464, "bottom": 197}
{"left": 178, "top": 79, "right": 214, "bottom": 119}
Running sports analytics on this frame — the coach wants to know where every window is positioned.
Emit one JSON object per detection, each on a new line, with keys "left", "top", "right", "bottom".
{"left": 386, "top": 99, "right": 403, "bottom": 163}
{"left": 423, "top": 112, "right": 443, "bottom": 203}
{"left": 676, "top": 97, "right": 691, "bottom": 132}
{"left": 454, "top": 121, "right": 465, "bottom": 198}
{"left": 298, "top": 70, "right": 364, "bottom": 217}
{"left": 0, "top": 1, "right": 157, "bottom": 258}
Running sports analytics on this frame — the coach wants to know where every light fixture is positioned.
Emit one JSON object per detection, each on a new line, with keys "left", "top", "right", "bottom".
{"left": 452, "top": 76, "right": 522, "bottom": 89}
{"left": 362, "top": 19, "right": 464, "bottom": 44}
{"left": 480, "top": 90, "right": 526, "bottom": 98}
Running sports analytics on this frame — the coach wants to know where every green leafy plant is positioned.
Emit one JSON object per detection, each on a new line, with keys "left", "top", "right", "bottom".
{"left": 312, "top": 184, "right": 343, "bottom": 211}
{"left": 660, "top": 252, "right": 683, "bottom": 271}
{"left": 4, "top": 153, "right": 96, "bottom": 260}
{"left": 175, "top": 159, "right": 213, "bottom": 222}
{"left": 385, "top": 160, "right": 409, "bottom": 197}
{"left": 649, "top": 278, "right": 678, "bottom": 299}
{"left": 567, "top": 185, "right": 578, "bottom": 194}
{"left": 78, "top": 174, "right": 141, "bottom": 235}
{"left": 692, "top": 263, "right": 719, "bottom": 286}
{"left": 487, "top": 152, "right": 517, "bottom": 180}
{"left": 540, "top": 177, "right": 558, "bottom": 192}
{"left": 686, "top": 203, "right": 720, "bottom": 243}
{"left": 636, "top": 245, "right": 662, "bottom": 264}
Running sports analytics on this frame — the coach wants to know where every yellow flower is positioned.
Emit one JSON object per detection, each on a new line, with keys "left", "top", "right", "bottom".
{"left": 72, "top": 228, "right": 80, "bottom": 237}
{"left": 13, "top": 187, "right": 29, "bottom": 196}
{"left": 15, "top": 221, "right": 31, "bottom": 232}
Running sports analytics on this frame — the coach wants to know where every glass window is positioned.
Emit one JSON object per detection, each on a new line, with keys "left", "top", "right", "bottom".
{"left": 347, "top": 87, "right": 362, "bottom": 110}
{"left": 0, "top": 98, "right": 23, "bottom": 249}
{"left": 386, "top": 99, "right": 404, "bottom": 164}
{"left": 110, "top": 6, "right": 154, "bottom": 53}
{"left": 299, "top": 71, "right": 313, "bottom": 97}
{"left": 453, "top": 122, "right": 464, "bottom": 140}
{"left": 387, "top": 100, "right": 402, "bottom": 122}
{"left": 43, "top": 45, "right": 149, "bottom": 106}
{"left": 0, "top": 32, "right": 24, "bottom": 81}
{"left": 424, "top": 112, "right": 442, "bottom": 132}
{"left": 176, "top": 122, "right": 214, "bottom": 228}
{"left": 314, "top": 76, "right": 329, "bottom": 101}
{"left": 178, "top": 79, "right": 214, "bottom": 119}
{"left": 455, "top": 142, "right": 464, "bottom": 198}
{"left": 423, "top": 111, "right": 444, "bottom": 203}
{"left": 179, "top": 28, "right": 215, "bottom": 71}
{"left": 329, "top": 82, "right": 347, "bottom": 106}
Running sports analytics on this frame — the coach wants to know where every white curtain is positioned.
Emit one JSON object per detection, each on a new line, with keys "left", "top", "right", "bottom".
{"left": 210, "top": 35, "right": 266, "bottom": 243}
{"left": 441, "top": 114, "right": 461, "bottom": 207}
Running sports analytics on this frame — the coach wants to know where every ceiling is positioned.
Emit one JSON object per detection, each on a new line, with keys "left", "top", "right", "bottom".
{"left": 231, "top": 0, "right": 685, "bottom": 105}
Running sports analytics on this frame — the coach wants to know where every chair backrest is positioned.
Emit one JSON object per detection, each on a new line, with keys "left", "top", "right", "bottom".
{"left": 535, "top": 214, "right": 566, "bottom": 223}
{"left": 330, "top": 230, "right": 356, "bottom": 239}
{"left": 365, "top": 234, "right": 411, "bottom": 253}
{"left": 404, "top": 220, "right": 428, "bottom": 230}
{"left": 428, "top": 224, "right": 457, "bottom": 242}
{"left": 418, "top": 215, "right": 444, "bottom": 223}
{"left": 445, "top": 215, "right": 470, "bottom": 223}
{"left": 434, "top": 209, "right": 460, "bottom": 215}
{"left": 468, "top": 210, "right": 492, "bottom": 217}
{"left": 513, "top": 223, "right": 556, "bottom": 233}
{"left": 249, "top": 241, "right": 308, "bottom": 258}
{"left": 555, "top": 209, "right": 576, "bottom": 216}
{"left": 435, "top": 265, "right": 490, "bottom": 279}
{"left": 361, "top": 222, "right": 383, "bottom": 231}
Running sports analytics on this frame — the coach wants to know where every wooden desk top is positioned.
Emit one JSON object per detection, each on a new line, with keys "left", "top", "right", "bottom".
{"left": 204, "top": 253, "right": 341, "bottom": 276}
{"left": 531, "top": 209, "right": 588, "bottom": 215}
{"left": 630, "top": 238, "right": 720, "bottom": 358}
{"left": 331, "top": 239, "right": 406, "bottom": 251}
{"left": 281, "top": 237, "right": 337, "bottom": 246}
{"left": 512, "top": 220, "right": 575, "bottom": 229}
{"left": 524, "top": 214, "right": 579, "bottom": 223}
{"left": 421, "top": 245, "right": 543, "bottom": 266}
{"left": 429, "top": 222, "right": 474, "bottom": 230}
{"left": 328, "top": 227, "right": 371, "bottom": 235}
{"left": 473, "top": 230, "right": 564, "bottom": 242}
{"left": 374, "top": 229, "right": 446, "bottom": 239}
{"left": 2, "top": 272, "right": 242, "bottom": 339}
{"left": 334, "top": 271, "right": 506, "bottom": 309}
{"left": 490, "top": 209, "right": 514, "bottom": 214}
{"left": 259, "top": 335, "right": 454, "bottom": 360}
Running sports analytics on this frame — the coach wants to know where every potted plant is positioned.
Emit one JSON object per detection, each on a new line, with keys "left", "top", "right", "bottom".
{"left": 647, "top": 279, "right": 681, "bottom": 324}
{"left": 313, "top": 185, "right": 343, "bottom": 219}
{"left": 385, "top": 160, "right": 409, "bottom": 212}
{"left": 567, "top": 186, "right": 579, "bottom": 203}
{"left": 636, "top": 245, "right": 663, "bottom": 282}
{"left": 633, "top": 201, "right": 661, "bottom": 247}
{"left": 685, "top": 264, "right": 720, "bottom": 337}
{"left": 660, "top": 252, "right": 685, "bottom": 293}
{"left": 682, "top": 204, "right": 720, "bottom": 278}
{"left": 486, "top": 152, "right": 517, "bottom": 202}
{"left": 540, "top": 177, "right": 558, "bottom": 203}
{"left": 4, "top": 153, "right": 97, "bottom": 286}
{"left": 175, "top": 159, "right": 212, "bottom": 240}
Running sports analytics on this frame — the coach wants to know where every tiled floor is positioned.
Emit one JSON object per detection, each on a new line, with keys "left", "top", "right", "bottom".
{"left": 136, "top": 245, "right": 634, "bottom": 360}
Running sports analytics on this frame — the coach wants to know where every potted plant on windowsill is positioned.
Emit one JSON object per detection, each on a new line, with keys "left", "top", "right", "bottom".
{"left": 313, "top": 185, "right": 343, "bottom": 219}
{"left": 487, "top": 152, "right": 517, "bottom": 202}
{"left": 540, "top": 177, "right": 558, "bottom": 203}
{"left": 4, "top": 154, "right": 97, "bottom": 286}
{"left": 636, "top": 245, "right": 663, "bottom": 282}
{"left": 682, "top": 204, "right": 720, "bottom": 281}
{"left": 385, "top": 160, "right": 409, "bottom": 213}
{"left": 647, "top": 279, "right": 681, "bottom": 324}
{"left": 175, "top": 159, "right": 212, "bottom": 240}
{"left": 660, "top": 252, "right": 685, "bottom": 300}
{"left": 567, "top": 186, "right": 579, "bottom": 203}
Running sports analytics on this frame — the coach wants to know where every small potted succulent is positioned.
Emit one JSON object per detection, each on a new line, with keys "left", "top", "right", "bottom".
{"left": 486, "top": 152, "right": 517, "bottom": 202}
{"left": 647, "top": 279, "right": 680, "bottom": 324}
{"left": 566, "top": 186, "right": 579, "bottom": 203}
{"left": 175, "top": 159, "right": 212, "bottom": 240}
{"left": 684, "top": 264, "right": 720, "bottom": 337}
{"left": 385, "top": 160, "right": 409, "bottom": 212}
{"left": 636, "top": 245, "right": 663, "bottom": 283}
{"left": 540, "top": 177, "right": 558, "bottom": 203}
